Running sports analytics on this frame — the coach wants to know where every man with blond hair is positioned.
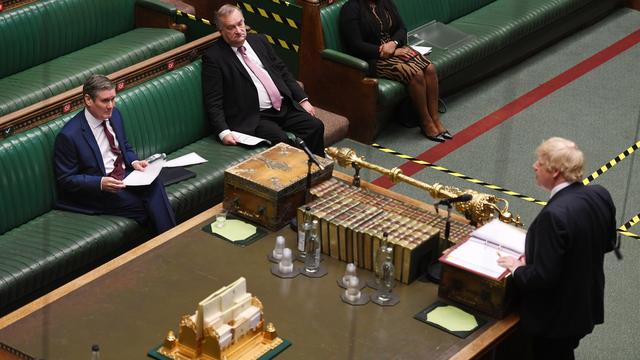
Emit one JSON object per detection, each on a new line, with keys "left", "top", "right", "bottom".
{"left": 498, "top": 137, "right": 616, "bottom": 359}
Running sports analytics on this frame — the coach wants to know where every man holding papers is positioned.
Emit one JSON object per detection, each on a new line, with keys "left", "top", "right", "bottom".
{"left": 202, "top": 5, "right": 325, "bottom": 155}
{"left": 497, "top": 137, "right": 616, "bottom": 360}
{"left": 54, "top": 75, "right": 175, "bottom": 235}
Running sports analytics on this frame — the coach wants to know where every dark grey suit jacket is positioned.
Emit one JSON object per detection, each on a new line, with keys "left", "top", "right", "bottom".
{"left": 513, "top": 182, "right": 616, "bottom": 338}
{"left": 201, "top": 34, "right": 308, "bottom": 135}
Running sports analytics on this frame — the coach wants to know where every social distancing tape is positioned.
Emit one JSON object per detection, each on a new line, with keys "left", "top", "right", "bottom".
{"left": 583, "top": 140, "right": 640, "bottom": 185}
{"left": 176, "top": 10, "right": 212, "bottom": 26}
{"left": 371, "top": 143, "right": 640, "bottom": 240}
{"left": 239, "top": 2, "right": 300, "bottom": 30}
{"left": 175, "top": 8, "right": 299, "bottom": 52}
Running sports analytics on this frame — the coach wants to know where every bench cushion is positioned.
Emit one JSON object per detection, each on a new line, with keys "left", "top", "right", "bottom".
{"left": 0, "top": 28, "right": 185, "bottom": 116}
{"left": 0, "top": 0, "right": 137, "bottom": 78}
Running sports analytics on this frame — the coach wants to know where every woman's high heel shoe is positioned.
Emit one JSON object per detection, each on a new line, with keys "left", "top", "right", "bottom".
{"left": 419, "top": 125, "right": 446, "bottom": 142}
{"left": 441, "top": 130, "right": 454, "bottom": 140}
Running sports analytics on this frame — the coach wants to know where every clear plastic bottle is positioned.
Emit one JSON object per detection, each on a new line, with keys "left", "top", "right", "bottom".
{"left": 378, "top": 253, "right": 395, "bottom": 302}
{"left": 374, "top": 232, "right": 390, "bottom": 282}
{"left": 304, "top": 220, "right": 321, "bottom": 273}
{"left": 91, "top": 344, "right": 100, "bottom": 360}
{"left": 297, "top": 206, "right": 312, "bottom": 258}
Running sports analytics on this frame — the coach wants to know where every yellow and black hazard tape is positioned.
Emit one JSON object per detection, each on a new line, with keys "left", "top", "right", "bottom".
{"left": 619, "top": 213, "right": 640, "bottom": 232}
{"left": 239, "top": 2, "right": 300, "bottom": 30}
{"left": 371, "top": 143, "right": 548, "bottom": 205}
{"left": 583, "top": 140, "right": 640, "bottom": 185}
{"left": 262, "top": 33, "right": 299, "bottom": 52}
{"left": 176, "top": 10, "right": 299, "bottom": 52}
{"left": 176, "top": 10, "right": 213, "bottom": 26}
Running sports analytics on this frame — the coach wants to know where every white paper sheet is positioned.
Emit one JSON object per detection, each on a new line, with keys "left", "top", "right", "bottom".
{"left": 123, "top": 158, "right": 165, "bottom": 186}
{"left": 412, "top": 45, "right": 433, "bottom": 55}
{"left": 473, "top": 219, "right": 526, "bottom": 254}
{"left": 445, "top": 237, "right": 520, "bottom": 280}
{"left": 231, "top": 131, "right": 271, "bottom": 146}
{"left": 163, "top": 152, "right": 208, "bottom": 168}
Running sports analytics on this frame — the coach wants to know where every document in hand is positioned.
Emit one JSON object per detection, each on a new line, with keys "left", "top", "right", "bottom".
{"left": 232, "top": 131, "right": 271, "bottom": 146}
{"left": 439, "top": 219, "right": 526, "bottom": 281}
{"left": 123, "top": 158, "right": 165, "bottom": 186}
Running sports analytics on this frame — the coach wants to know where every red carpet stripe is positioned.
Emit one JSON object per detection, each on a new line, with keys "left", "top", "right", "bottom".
{"left": 372, "top": 28, "right": 640, "bottom": 189}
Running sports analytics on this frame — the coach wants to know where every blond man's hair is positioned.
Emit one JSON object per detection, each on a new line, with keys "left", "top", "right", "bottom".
{"left": 536, "top": 137, "right": 584, "bottom": 183}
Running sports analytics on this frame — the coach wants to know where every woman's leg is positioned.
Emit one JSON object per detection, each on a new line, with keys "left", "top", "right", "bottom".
{"left": 423, "top": 63, "right": 446, "bottom": 133}
{"left": 408, "top": 72, "right": 439, "bottom": 137}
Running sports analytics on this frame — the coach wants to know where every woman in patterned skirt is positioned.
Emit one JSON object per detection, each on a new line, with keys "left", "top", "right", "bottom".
{"left": 340, "top": 0, "right": 452, "bottom": 142}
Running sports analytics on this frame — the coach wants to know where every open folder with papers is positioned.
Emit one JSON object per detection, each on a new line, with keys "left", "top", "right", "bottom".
{"left": 439, "top": 219, "right": 526, "bottom": 281}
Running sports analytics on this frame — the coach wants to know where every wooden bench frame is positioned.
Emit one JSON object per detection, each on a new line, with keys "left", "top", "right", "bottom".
{"left": 298, "top": 0, "right": 380, "bottom": 144}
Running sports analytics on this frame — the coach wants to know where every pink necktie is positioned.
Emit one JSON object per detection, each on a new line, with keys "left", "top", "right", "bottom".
{"left": 238, "top": 46, "right": 282, "bottom": 111}
{"left": 102, "top": 120, "right": 125, "bottom": 180}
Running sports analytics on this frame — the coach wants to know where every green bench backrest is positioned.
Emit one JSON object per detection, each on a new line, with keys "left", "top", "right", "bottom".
{"left": 0, "top": 116, "right": 69, "bottom": 235}
{"left": 0, "top": 61, "right": 210, "bottom": 235}
{"left": 0, "top": 0, "right": 136, "bottom": 78}
{"left": 118, "top": 60, "right": 210, "bottom": 158}
{"left": 321, "top": 0, "right": 496, "bottom": 51}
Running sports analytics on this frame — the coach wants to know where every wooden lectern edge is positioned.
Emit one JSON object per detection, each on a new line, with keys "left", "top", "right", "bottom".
{"left": 450, "top": 312, "right": 520, "bottom": 360}
{"left": 0, "top": 204, "right": 222, "bottom": 330}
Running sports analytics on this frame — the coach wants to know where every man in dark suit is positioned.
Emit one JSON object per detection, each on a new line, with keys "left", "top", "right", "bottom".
{"left": 202, "top": 4, "right": 325, "bottom": 155}
{"left": 54, "top": 75, "right": 176, "bottom": 235}
{"left": 498, "top": 137, "right": 616, "bottom": 360}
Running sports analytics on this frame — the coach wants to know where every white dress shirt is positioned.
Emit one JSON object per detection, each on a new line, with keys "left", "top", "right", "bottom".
{"left": 85, "top": 109, "right": 122, "bottom": 175}
{"left": 550, "top": 181, "right": 571, "bottom": 199}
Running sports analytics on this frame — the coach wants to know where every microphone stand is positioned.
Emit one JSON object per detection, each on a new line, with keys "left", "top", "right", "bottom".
{"left": 305, "top": 157, "right": 313, "bottom": 204}
{"left": 291, "top": 150, "right": 315, "bottom": 232}
{"left": 426, "top": 201, "right": 452, "bottom": 284}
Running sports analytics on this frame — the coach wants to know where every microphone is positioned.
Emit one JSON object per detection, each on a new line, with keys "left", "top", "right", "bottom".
{"left": 288, "top": 135, "right": 324, "bottom": 170}
{"left": 437, "top": 194, "right": 473, "bottom": 206}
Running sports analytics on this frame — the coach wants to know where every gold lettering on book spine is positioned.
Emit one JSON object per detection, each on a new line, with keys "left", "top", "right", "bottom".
{"left": 325, "top": 147, "right": 522, "bottom": 227}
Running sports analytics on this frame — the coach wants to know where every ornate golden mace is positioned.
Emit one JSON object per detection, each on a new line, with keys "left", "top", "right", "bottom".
{"left": 326, "top": 147, "right": 522, "bottom": 227}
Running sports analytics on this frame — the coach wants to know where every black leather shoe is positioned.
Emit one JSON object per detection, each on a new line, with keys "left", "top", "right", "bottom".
{"left": 441, "top": 130, "right": 454, "bottom": 140}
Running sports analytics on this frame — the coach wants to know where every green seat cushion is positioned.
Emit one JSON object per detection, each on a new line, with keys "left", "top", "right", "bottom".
{"left": 0, "top": 28, "right": 185, "bottom": 116}
{"left": 0, "top": 210, "right": 145, "bottom": 309}
{"left": 432, "top": 0, "right": 598, "bottom": 78}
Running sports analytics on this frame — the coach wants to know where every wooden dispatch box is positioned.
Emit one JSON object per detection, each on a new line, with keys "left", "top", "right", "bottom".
{"left": 438, "top": 264, "right": 514, "bottom": 318}
{"left": 223, "top": 143, "right": 334, "bottom": 230}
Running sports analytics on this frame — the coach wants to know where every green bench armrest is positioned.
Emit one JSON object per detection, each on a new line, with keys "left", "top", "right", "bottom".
{"left": 321, "top": 49, "right": 369, "bottom": 73}
{"left": 137, "top": 0, "right": 176, "bottom": 14}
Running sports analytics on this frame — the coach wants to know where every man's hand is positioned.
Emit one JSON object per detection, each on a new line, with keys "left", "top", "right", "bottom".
{"left": 131, "top": 160, "right": 148, "bottom": 171}
{"left": 101, "top": 177, "right": 125, "bottom": 193}
{"left": 222, "top": 133, "right": 238, "bottom": 145}
{"left": 497, "top": 255, "right": 525, "bottom": 273}
{"left": 300, "top": 100, "right": 316, "bottom": 117}
{"left": 379, "top": 41, "right": 397, "bottom": 59}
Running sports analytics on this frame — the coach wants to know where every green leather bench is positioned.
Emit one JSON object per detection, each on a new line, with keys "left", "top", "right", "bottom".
{"left": 0, "top": 60, "right": 265, "bottom": 314}
{"left": 307, "top": 0, "right": 621, "bottom": 143}
{"left": 0, "top": 0, "right": 186, "bottom": 117}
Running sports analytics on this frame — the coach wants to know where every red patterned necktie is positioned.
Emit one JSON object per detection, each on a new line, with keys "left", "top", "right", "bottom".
{"left": 238, "top": 46, "right": 282, "bottom": 111}
{"left": 102, "top": 120, "right": 125, "bottom": 180}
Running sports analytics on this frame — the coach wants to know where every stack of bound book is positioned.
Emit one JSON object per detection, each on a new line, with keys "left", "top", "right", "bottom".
{"left": 297, "top": 178, "right": 475, "bottom": 284}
